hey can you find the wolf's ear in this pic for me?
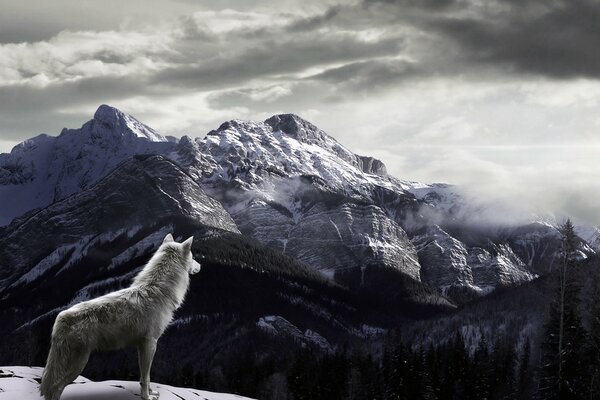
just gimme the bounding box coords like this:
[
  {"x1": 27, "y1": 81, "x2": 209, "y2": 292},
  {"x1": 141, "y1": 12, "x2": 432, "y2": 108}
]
[
  {"x1": 182, "y1": 236, "x2": 194, "y2": 253},
  {"x1": 163, "y1": 233, "x2": 174, "y2": 244}
]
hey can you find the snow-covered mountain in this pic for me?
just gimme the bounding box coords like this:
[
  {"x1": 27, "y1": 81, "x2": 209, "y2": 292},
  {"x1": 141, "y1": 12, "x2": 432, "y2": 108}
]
[
  {"x1": 0, "y1": 105, "x2": 176, "y2": 226},
  {"x1": 0, "y1": 366, "x2": 255, "y2": 400},
  {"x1": 171, "y1": 111, "x2": 594, "y2": 298},
  {"x1": 0, "y1": 105, "x2": 594, "y2": 300}
]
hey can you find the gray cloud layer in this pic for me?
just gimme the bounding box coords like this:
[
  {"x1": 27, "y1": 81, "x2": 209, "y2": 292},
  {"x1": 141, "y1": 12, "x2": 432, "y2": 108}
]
[{"x1": 0, "y1": 0, "x2": 599, "y2": 222}]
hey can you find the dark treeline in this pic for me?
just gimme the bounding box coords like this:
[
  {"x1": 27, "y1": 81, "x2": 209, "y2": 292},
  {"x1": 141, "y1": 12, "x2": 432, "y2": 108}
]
[
  {"x1": 5, "y1": 219, "x2": 600, "y2": 399},
  {"x1": 158, "y1": 222, "x2": 600, "y2": 400},
  {"x1": 157, "y1": 328, "x2": 532, "y2": 400}
]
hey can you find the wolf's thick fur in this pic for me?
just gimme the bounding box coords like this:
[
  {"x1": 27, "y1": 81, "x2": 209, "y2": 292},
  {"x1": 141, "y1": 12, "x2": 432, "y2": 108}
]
[{"x1": 40, "y1": 234, "x2": 201, "y2": 400}]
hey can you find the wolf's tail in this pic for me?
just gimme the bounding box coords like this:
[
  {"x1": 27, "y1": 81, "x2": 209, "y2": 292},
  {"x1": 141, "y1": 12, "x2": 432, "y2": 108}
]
[
  {"x1": 40, "y1": 315, "x2": 90, "y2": 400},
  {"x1": 40, "y1": 338, "x2": 66, "y2": 400},
  {"x1": 40, "y1": 335, "x2": 71, "y2": 400}
]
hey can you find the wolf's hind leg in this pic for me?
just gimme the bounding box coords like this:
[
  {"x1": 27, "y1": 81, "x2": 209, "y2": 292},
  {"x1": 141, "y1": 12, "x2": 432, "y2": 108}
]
[{"x1": 138, "y1": 338, "x2": 159, "y2": 400}]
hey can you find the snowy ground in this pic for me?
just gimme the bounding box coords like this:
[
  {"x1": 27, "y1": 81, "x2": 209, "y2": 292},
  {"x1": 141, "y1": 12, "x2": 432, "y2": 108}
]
[{"x1": 0, "y1": 367, "x2": 255, "y2": 400}]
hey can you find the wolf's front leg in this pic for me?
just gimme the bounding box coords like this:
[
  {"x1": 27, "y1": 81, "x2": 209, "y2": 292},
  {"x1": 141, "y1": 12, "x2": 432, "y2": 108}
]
[{"x1": 138, "y1": 338, "x2": 159, "y2": 400}]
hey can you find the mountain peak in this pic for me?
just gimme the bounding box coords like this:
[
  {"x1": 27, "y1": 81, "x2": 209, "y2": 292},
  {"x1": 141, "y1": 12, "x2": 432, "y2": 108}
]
[
  {"x1": 214, "y1": 119, "x2": 260, "y2": 133},
  {"x1": 264, "y1": 113, "x2": 326, "y2": 144},
  {"x1": 92, "y1": 104, "x2": 166, "y2": 142},
  {"x1": 93, "y1": 104, "x2": 123, "y2": 123}
]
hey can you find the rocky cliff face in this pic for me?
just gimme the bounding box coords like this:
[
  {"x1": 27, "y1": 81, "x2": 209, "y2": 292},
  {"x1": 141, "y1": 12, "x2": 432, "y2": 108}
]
[
  {"x1": 412, "y1": 225, "x2": 536, "y2": 301},
  {"x1": 233, "y1": 197, "x2": 420, "y2": 280}
]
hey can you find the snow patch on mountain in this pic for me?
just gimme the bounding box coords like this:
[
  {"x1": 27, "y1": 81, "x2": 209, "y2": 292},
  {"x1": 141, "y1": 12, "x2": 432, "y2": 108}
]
[
  {"x1": 576, "y1": 225, "x2": 600, "y2": 253},
  {"x1": 108, "y1": 226, "x2": 174, "y2": 269},
  {"x1": 93, "y1": 104, "x2": 167, "y2": 142},
  {"x1": 175, "y1": 115, "x2": 423, "y2": 280},
  {"x1": 257, "y1": 315, "x2": 332, "y2": 352}
]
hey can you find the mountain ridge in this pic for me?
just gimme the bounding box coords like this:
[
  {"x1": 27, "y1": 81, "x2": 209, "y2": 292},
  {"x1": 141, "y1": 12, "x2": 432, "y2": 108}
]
[{"x1": 0, "y1": 105, "x2": 595, "y2": 300}]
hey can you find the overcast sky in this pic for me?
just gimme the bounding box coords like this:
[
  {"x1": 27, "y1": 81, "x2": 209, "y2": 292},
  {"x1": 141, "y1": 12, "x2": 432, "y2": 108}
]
[{"x1": 1, "y1": 0, "x2": 599, "y2": 223}]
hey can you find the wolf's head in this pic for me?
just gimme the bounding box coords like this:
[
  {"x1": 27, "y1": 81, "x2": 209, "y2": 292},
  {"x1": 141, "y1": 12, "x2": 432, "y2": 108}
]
[{"x1": 162, "y1": 233, "x2": 201, "y2": 275}]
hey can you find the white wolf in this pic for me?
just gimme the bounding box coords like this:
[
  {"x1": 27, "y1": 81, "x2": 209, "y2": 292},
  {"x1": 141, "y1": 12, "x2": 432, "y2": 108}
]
[{"x1": 40, "y1": 233, "x2": 201, "y2": 400}]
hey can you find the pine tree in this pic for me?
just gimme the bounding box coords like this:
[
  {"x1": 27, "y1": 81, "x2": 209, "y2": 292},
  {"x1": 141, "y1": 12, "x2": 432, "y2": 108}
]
[
  {"x1": 516, "y1": 338, "x2": 531, "y2": 398},
  {"x1": 582, "y1": 260, "x2": 600, "y2": 399},
  {"x1": 537, "y1": 219, "x2": 587, "y2": 399},
  {"x1": 472, "y1": 334, "x2": 490, "y2": 399}
]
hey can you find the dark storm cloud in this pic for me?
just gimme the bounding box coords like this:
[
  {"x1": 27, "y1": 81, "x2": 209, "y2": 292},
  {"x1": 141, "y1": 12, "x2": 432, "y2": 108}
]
[
  {"x1": 206, "y1": 84, "x2": 295, "y2": 110},
  {"x1": 206, "y1": 59, "x2": 419, "y2": 114},
  {"x1": 0, "y1": 4, "x2": 407, "y2": 141},
  {"x1": 361, "y1": 0, "x2": 600, "y2": 79},
  {"x1": 435, "y1": 1, "x2": 600, "y2": 78}
]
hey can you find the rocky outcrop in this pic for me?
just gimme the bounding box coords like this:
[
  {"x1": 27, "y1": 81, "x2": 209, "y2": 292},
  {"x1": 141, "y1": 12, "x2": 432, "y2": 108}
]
[{"x1": 413, "y1": 226, "x2": 537, "y2": 301}]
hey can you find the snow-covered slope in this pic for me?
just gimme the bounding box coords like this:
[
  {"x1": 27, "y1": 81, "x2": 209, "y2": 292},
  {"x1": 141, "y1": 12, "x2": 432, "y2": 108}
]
[
  {"x1": 0, "y1": 105, "x2": 176, "y2": 226},
  {"x1": 0, "y1": 155, "x2": 239, "y2": 293},
  {"x1": 191, "y1": 115, "x2": 405, "y2": 196},
  {"x1": 174, "y1": 113, "x2": 567, "y2": 294},
  {"x1": 0, "y1": 366, "x2": 254, "y2": 400}
]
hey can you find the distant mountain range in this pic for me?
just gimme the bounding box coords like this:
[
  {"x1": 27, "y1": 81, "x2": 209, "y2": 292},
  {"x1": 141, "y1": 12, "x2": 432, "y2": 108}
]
[{"x1": 1, "y1": 105, "x2": 594, "y2": 303}]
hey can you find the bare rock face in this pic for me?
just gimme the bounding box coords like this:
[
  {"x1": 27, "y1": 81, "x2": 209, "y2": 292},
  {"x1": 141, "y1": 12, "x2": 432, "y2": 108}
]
[
  {"x1": 234, "y1": 198, "x2": 420, "y2": 280},
  {"x1": 412, "y1": 226, "x2": 537, "y2": 302},
  {"x1": 469, "y1": 243, "x2": 536, "y2": 290},
  {"x1": 413, "y1": 226, "x2": 475, "y2": 299},
  {"x1": 359, "y1": 156, "x2": 387, "y2": 176}
]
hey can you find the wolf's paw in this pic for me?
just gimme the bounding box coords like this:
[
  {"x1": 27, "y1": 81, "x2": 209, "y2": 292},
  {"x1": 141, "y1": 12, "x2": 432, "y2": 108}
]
[{"x1": 141, "y1": 389, "x2": 159, "y2": 400}]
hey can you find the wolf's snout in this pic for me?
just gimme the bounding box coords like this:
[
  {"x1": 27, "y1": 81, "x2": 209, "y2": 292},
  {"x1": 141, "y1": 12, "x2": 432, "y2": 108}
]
[{"x1": 190, "y1": 260, "x2": 201, "y2": 275}]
